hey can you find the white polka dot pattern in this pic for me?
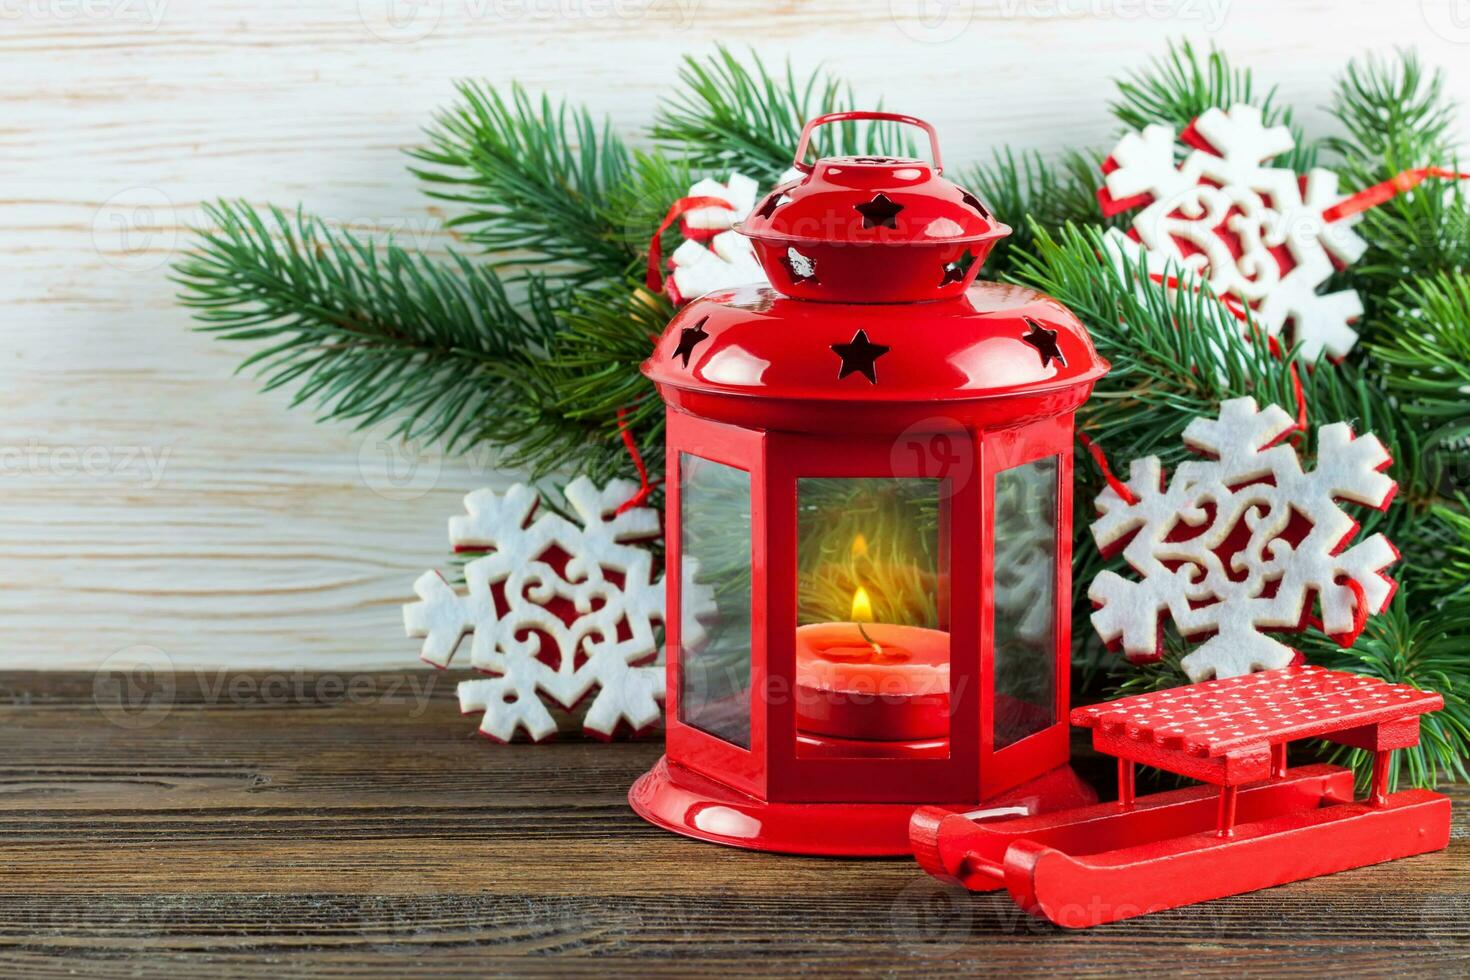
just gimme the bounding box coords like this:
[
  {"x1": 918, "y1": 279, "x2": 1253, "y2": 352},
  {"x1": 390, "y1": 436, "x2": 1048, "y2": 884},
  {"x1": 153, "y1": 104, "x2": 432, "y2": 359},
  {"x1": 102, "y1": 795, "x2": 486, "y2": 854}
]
[{"x1": 1071, "y1": 664, "x2": 1442, "y2": 760}]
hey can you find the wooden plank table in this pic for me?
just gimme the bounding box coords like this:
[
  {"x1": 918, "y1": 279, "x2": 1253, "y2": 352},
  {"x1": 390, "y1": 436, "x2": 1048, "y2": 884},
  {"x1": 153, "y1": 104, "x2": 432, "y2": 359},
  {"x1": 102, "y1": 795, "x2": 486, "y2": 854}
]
[{"x1": 0, "y1": 671, "x2": 1465, "y2": 977}]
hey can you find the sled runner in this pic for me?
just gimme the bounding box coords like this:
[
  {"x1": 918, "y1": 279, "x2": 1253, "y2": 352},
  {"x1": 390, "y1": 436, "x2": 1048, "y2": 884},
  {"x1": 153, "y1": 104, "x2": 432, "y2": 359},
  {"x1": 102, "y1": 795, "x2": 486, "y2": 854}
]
[{"x1": 909, "y1": 665, "x2": 1450, "y2": 928}]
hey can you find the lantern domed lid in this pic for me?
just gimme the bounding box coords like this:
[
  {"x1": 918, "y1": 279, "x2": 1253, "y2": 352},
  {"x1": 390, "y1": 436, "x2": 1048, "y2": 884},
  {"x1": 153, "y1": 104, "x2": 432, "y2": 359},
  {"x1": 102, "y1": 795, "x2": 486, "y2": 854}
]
[
  {"x1": 739, "y1": 112, "x2": 1007, "y2": 247},
  {"x1": 643, "y1": 280, "x2": 1109, "y2": 431},
  {"x1": 735, "y1": 112, "x2": 1011, "y2": 303}
]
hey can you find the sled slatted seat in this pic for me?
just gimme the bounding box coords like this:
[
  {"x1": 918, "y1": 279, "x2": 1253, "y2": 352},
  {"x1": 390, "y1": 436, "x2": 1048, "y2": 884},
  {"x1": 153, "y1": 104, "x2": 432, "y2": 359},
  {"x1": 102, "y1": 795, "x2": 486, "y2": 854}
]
[{"x1": 1071, "y1": 664, "x2": 1443, "y2": 827}]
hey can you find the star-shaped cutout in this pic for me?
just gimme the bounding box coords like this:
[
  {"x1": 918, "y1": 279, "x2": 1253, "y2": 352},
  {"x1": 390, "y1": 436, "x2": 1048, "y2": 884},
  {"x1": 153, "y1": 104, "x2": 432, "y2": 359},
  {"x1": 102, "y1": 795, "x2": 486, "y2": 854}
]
[
  {"x1": 783, "y1": 246, "x2": 818, "y2": 283},
  {"x1": 940, "y1": 249, "x2": 975, "y2": 286},
  {"x1": 755, "y1": 191, "x2": 785, "y2": 220},
  {"x1": 673, "y1": 317, "x2": 710, "y2": 368},
  {"x1": 831, "y1": 329, "x2": 890, "y2": 384},
  {"x1": 853, "y1": 192, "x2": 904, "y2": 230},
  {"x1": 959, "y1": 189, "x2": 992, "y2": 219},
  {"x1": 1020, "y1": 318, "x2": 1066, "y2": 369}
]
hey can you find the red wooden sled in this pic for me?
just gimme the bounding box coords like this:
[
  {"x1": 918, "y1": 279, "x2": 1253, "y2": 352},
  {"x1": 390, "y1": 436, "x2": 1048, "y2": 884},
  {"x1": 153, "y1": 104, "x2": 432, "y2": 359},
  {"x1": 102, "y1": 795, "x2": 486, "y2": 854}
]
[{"x1": 910, "y1": 665, "x2": 1451, "y2": 928}]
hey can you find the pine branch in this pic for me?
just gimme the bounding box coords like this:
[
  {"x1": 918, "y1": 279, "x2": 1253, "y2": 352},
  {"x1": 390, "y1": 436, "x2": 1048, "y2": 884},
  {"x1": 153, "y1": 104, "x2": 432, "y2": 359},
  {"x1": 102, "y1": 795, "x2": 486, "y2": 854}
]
[
  {"x1": 652, "y1": 46, "x2": 912, "y2": 186},
  {"x1": 1300, "y1": 596, "x2": 1470, "y2": 790},
  {"x1": 173, "y1": 201, "x2": 561, "y2": 453},
  {"x1": 1105, "y1": 641, "x2": 1192, "y2": 700},
  {"x1": 410, "y1": 82, "x2": 636, "y2": 286},
  {"x1": 963, "y1": 148, "x2": 1117, "y2": 278},
  {"x1": 458, "y1": 137, "x2": 764, "y2": 487},
  {"x1": 1328, "y1": 49, "x2": 1456, "y2": 168},
  {"x1": 1111, "y1": 39, "x2": 1316, "y2": 171},
  {"x1": 1373, "y1": 272, "x2": 1470, "y2": 448},
  {"x1": 1413, "y1": 501, "x2": 1470, "y2": 605},
  {"x1": 514, "y1": 284, "x2": 672, "y2": 486},
  {"x1": 603, "y1": 151, "x2": 697, "y2": 273}
]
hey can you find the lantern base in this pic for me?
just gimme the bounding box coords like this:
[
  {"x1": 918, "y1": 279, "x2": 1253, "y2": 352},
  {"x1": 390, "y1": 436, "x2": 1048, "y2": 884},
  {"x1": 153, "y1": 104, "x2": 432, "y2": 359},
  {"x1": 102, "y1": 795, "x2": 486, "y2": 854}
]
[{"x1": 629, "y1": 755, "x2": 1096, "y2": 856}]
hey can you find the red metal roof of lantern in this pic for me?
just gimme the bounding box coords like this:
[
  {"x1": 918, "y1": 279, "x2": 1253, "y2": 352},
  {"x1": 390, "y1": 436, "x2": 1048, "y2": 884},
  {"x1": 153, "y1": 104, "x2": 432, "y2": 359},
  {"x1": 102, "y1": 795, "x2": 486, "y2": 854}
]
[{"x1": 631, "y1": 112, "x2": 1109, "y2": 856}]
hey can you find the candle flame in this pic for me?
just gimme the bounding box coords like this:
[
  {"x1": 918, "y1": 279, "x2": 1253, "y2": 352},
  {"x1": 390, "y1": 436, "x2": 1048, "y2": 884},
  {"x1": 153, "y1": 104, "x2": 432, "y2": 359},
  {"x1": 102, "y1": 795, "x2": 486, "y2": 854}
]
[{"x1": 850, "y1": 584, "x2": 874, "y2": 623}]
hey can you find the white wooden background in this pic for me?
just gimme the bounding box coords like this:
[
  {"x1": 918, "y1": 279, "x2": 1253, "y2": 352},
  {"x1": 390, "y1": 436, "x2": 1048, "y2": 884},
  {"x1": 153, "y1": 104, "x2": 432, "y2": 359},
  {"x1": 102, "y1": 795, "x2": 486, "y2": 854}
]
[{"x1": 4, "y1": 0, "x2": 1469, "y2": 670}]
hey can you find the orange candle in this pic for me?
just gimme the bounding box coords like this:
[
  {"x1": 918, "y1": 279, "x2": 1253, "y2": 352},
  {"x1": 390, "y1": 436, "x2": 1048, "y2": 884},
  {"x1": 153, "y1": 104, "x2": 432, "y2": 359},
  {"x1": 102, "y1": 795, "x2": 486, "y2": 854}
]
[{"x1": 795, "y1": 618, "x2": 950, "y2": 741}]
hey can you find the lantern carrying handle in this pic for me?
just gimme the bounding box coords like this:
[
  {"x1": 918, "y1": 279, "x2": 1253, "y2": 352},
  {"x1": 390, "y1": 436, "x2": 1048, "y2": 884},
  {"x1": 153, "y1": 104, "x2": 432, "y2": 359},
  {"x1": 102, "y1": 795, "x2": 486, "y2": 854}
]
[{"x1": 791, "y1": 111, "x2": 942, "y2": 174}]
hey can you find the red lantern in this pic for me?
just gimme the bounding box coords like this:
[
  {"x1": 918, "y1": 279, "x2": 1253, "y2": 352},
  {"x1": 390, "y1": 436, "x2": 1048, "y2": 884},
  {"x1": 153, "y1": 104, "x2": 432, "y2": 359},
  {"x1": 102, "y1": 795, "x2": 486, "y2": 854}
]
[{"x1": 630, "y1": 112, "x2": 1110, "y2": 855}]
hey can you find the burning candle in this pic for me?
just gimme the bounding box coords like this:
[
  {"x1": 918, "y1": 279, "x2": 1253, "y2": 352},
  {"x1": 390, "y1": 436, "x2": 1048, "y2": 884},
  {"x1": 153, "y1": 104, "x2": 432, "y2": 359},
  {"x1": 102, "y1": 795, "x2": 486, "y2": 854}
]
[{"x1": 794, "y1": 585, "x2": 950, "y2": 741}]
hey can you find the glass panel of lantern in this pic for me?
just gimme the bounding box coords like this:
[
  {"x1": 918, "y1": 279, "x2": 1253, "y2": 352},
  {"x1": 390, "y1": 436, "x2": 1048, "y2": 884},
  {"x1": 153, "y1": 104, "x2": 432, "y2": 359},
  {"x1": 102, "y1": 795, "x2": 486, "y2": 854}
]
[
  {"x1": 992, "y1": 455, "x2": 1059, "y2": 749},
  {"x1": 677, "y1": 453, "x2": 754, "y2": 749},
  {"x1": 795, "y1": 477, "x2": 950, "y2": 757}
]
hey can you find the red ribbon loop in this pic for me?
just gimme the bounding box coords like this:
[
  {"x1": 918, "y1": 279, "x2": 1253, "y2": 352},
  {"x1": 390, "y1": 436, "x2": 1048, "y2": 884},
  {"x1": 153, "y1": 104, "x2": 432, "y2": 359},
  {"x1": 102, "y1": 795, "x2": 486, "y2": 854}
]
[
  {"x1": 1307, "y1": 577, "x2": 1371, "y2": 649},
  {"x1": 1321, "y1": 166, "x2": 1470, "y2": 223},
  {"x1": 644, "y1": 195, "x2": 737, "y2": 292},
  {"x1": 1258, "y1": 333, "x2": 1309, "y2": 436},
  {"x1": 1077, "y1": 431, "x2": 1139, "y2": 506},
  {"x1": 1333, "y1": 577, "x2": 1371, "y2": 648},
  {"x1": 613, "y1": 407, "x2": 660, "y2": 516}
]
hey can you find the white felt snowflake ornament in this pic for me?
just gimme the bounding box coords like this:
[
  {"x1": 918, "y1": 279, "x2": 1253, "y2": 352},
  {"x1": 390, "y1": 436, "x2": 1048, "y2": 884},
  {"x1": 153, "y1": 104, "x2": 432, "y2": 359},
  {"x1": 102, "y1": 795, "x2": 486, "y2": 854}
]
[
  {"x1": 403, "y1": 477, "x2": 715, "y2": 741},
  {"x1": 663, "y1": 172, "x2": 766, "y2": 305},
  {"x1": 667, "y1": 230, "x2": 767, "y2": 306},
  {"x1": 660, "y1": 170, "x2": 803, "y2": 305},
  {"x1": 1088, "y1": 397, "x2": 1398, "y2": 683},
  {"x1": 1100, "y1": 104, "x2": 1368, "y2": 361},
  {"x1": 681, "y1": 173, "x2": 760, "y2": 235}
]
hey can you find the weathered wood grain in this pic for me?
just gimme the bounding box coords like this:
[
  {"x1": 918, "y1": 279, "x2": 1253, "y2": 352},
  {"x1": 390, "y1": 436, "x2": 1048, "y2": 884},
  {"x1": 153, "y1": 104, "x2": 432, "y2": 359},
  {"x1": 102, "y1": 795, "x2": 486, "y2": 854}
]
[
  {"x1": 0, "y1": 673, "x2": 1465, "y2": 977},
  {"x1": 5, "y1": 2, "x2": 1470, "y2": 671}
]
